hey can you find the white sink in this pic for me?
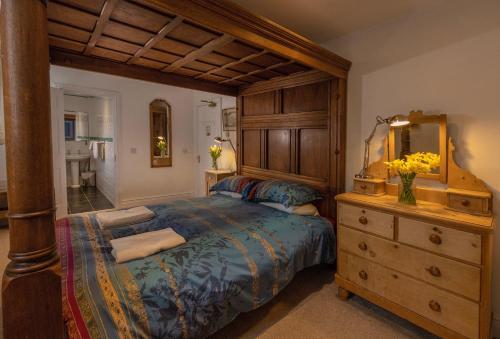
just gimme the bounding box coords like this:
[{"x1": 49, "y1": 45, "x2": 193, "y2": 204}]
[
  {"x1": 66, "y1": 154, "x2": 91, "y2": 161},
  {"x1": 66, "y1": 154, "x2": 91, "y2": 188}
]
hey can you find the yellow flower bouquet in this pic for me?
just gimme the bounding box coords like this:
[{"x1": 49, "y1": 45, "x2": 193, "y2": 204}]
[
  {"x1": 156, "y1": 136, "x2": 167, "y2": 158},
  {"x1": 385, "y1": 152, "x2": 440, "y2": 204},
  {"x1": 209, "y1": 145, "x2": 223, "y2": 170}
]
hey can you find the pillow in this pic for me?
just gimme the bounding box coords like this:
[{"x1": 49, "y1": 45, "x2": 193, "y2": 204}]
[
  {"x1": 245, "y1": 180, "x2": 323, "y2": 207},
  {"x1": 216, "y1": 191, "x2": 243, "y2": 199},
  {"x1": 259, "y1": 202, "x2": 320, "y2": 216},
  {"x1": 209, "y1": 175, "x2": 260, "y2": 195}
]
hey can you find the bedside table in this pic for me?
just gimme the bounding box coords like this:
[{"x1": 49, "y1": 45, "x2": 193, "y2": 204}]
[{"x1": 205, "y1": 170, "x2": 236, "y2": 196}]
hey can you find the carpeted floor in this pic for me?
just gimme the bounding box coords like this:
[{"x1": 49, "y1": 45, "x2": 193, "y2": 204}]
[{"x1": 0, "y1": 227, "x2": 436, "y2": 339}]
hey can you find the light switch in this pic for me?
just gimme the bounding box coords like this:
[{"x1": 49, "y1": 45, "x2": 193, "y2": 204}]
[{"x1": 130, "y1": 147, "x2": 137, "y2": 154}]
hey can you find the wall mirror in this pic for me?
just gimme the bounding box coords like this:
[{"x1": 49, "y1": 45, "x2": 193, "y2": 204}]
[
  {"x1": 150, "y1": 99, "x2": 172, "y2": 168},
  {"x1": 389, "y1": 110, "x2": 447, "y2": 183},
  {"x1": 64, "y1": 112, "x2": 89, "y2": 141}
]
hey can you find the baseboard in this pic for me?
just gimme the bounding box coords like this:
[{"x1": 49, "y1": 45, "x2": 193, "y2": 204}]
[
  {"x1": 493, "y1": 314, "x2": 500, "y2": 338},
  {"x1": 120, "y1": 192, "x2": 194, "y2": 208}
]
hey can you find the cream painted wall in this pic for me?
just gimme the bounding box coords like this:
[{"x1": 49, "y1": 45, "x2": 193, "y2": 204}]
[
  {"x1": 51, "y1": 65, "x2": 198, "y2": 207},
  {"x1": 323, "y1": 0, "x2": 500, "y2": 335}
]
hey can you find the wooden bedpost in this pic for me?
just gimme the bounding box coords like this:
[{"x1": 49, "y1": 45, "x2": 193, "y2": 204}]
[{"x1": 1, "y1": 0, "x2": 63, "y2": 338}]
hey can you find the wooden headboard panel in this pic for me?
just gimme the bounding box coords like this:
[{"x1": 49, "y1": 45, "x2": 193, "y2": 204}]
[{"x1": 237, "y1": 71, "x2": 347, "y2": 218}]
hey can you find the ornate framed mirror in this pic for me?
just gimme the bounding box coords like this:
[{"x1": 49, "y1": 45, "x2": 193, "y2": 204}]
[
  {"x1": 150, "y1": 99, "x2": 172, "y2": 168},
  {"x1": 389, "y1": 110, "x2": 447, "y2": 183}
]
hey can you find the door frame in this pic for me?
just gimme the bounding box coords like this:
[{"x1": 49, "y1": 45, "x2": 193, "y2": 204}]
[
  {"x1": 52, "y1": 82, "x2": 121, "y2": 212},
  {"x1": 193, "y1": 95, "x2": 222, "y2": 197}
]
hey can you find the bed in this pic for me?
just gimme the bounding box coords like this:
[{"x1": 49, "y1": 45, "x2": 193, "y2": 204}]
[
  {"x1": 1, "y1": 1, "x2": 349, "y2": 337},
  {"x1": 57, "y1": 194, "x2": 335, "y2": 338}
]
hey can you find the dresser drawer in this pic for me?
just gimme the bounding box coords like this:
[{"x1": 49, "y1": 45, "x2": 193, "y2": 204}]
[
  {"x1": 447, "y1": 192, "x2": 490, "y2": 216},
  {"x1": 338, "y1": 252, "x2": 479, "y2": 339},
  {"x1": 338, "y1": 226, "x2": 480, "y2": 301},
  {"x1": 398, "y1": 217, "x2": 481, "y2": 264},
  {"x1": 338, "y1": 203, "x2": 394, "y2": 239}
]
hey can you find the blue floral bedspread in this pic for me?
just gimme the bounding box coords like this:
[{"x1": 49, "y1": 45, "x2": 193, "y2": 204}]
[{"x1": 57, "y1": 195, "x2": 335, "y2": 339}]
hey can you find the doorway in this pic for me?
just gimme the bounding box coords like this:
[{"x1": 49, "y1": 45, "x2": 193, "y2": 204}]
[
  {"x1": 194, "y1": 95, "x2": 237, "y2": 197},
  {"x1": 51, "y1": 85, "x2": 120, "y2": 218}
]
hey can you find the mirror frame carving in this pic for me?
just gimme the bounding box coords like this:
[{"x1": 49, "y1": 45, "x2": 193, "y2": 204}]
[
  {"x1": 389, "y1": 110, "x2": 447, "y2": 183},
  {"x1": 150, "y1": 99, "x2": 172, "y2": 168}
]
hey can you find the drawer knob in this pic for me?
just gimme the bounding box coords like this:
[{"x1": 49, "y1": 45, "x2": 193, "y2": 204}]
[
  {"x1": 358, "y1": 270, "x2": 368, "y2": 280},
  {"x1": 358, "y1": 216, "x2": 368, "y2": 225},
  {"x1": 429, "y1": 234, "x2": 442, "y2": 245},
  {"x1": 360, "y1": 184, "x2": 367, "y2": 190},
  {"x1": 461, "y1": 199, "x2": 470, "y2": 207},
  {"x1": 428, "y1": 300, "x2": 441, "y2": 312},
  {"x1": 426, "y1": 266, "x2": 441, "y2": 277},
  {"x1": 358, "y1": 242, "x2": 368, "y2": 251}
]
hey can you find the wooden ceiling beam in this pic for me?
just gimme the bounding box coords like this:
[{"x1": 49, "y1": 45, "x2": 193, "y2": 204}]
[
  {"x1": 83, "y1": 0, "x2": 121, "y2": 56},
  {"x1": 143, "y1": 0, "x2": 351, "y2": 78},
  {"x1": 219, "y1": 60, "x2": 293, "y2": 84},
  {"x1": 127, "y1": 15, "x2": 184, "y2": 64},
  {"x1": 162, "y1": 33, "x2": 234, "y2": 73},
  {"x1": 50, "y1": 49, "x2": 238, "y2": 96},
  {"x1": 195, "y1": 49, "x2": 267, "y2": 79}
]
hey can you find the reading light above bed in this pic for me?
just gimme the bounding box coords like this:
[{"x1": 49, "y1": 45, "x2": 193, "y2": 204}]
[{"x1": 214, "y1": 136, "x2": 236, "y2": 153}]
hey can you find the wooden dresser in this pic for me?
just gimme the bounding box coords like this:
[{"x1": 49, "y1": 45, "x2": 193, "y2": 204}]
[{"x1": 335, "y1": 192, "x2": 494, "y2": 339}]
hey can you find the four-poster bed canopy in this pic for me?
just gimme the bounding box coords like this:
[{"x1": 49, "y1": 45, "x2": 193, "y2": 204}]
[{"x1": 0, "y1": 0, "x2": 350, "y2": 337}]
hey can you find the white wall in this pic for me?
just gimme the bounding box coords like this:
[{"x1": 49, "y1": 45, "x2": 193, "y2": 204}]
[
  {"x1": 51, "y1": 65, "x2": 198, "y2": 207},
  {"x1": 323, "y1": 0, "x2": 500, "y2": 335}
]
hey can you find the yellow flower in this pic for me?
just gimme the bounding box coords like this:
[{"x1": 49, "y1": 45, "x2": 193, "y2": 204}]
[
  {"x1": 385, "y1": 152, "x2": 440, "y2": 175},
  {"x1": 209, "y1": 145, "x2": 222, "y2": 160}
]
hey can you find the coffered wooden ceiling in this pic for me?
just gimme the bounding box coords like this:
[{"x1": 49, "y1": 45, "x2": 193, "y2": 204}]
[{"x1": 47, "y1": 0, "x2": 351, "y2": 95}]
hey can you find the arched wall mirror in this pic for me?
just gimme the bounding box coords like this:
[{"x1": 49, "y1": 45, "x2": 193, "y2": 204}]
[
  {"x1": 150, "y1": 99, "x2": 172, "y2": 168},
  {"x1": 389, "y1": 110, "x2": 447, "y2": 183}
]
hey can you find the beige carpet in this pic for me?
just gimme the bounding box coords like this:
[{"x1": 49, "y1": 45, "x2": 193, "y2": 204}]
[{"x1": 0, "y1": 227, "x2": 434, "y2": 339}]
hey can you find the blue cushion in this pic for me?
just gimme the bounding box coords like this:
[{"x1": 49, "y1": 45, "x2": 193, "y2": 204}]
[
  {"x1": 209, "y1": 175, "x2": 260, "y2": 195},
  {"x1": 245, "y1": 180, "x2": 323, "y2": 207}
]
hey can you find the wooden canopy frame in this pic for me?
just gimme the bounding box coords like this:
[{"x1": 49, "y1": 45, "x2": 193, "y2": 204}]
[{"x1": 0, "y1": 1, "x2": 350, "y2": 337}]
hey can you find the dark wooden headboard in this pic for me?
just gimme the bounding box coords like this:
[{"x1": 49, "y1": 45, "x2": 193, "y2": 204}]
[{"x1": 236, "y1": 71, "x2": 347, "y2": 218}]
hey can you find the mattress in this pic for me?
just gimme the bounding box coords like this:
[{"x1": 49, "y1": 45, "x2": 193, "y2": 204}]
[{"x1": 56, "y1": 194, "x2": 335, "y2": 339}]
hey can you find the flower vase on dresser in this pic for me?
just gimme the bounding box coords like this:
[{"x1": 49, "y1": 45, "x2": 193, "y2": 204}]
[{"x1": 385, "y1": 152, "x2": 440, "y2": 205}]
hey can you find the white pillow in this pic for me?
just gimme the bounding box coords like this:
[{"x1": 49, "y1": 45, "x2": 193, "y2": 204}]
[
  {"x1": 259, "y1": 202, "x2": 320, "y2": 216},
  {"x1": 216, "y1": 191, "x2": 243, "y2": 199}
]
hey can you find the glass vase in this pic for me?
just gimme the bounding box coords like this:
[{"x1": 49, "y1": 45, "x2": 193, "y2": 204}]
[
  {"x1": 211, "y1": 158, "x2": 218, "y2": 170},
  {"x1": 398, "y1": 172, "x2": 416, "y2": 205}
]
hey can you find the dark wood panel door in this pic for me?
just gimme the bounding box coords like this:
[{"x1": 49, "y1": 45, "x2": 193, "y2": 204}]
[
  {"x1": 242, "y1": 129, "x2": 261, "y2": 167},
  {"x1": 242, "y1": 91, "x2": 275, "y2": 115},
  {"x1": 299, "y1": 128, "x2": 329, "y2": 178},
  {"x1": 283, "y1": 81, "x2": 329, "y2": 113},
  {"x1": 268, "y1": 129, "x2": 290, "y2": 172}
]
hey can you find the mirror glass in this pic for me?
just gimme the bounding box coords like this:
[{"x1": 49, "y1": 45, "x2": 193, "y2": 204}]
[
  {"x1": 64, "y1": 112, "x2": 89, "y2": 141},
  {"x1": 394, "y1": 123, "x2": 440, "y2": 174},
  {"x1": 389, "y1": 111, "x2": 447, "y2": 182},
  {"x1": 150, "y1": 99, "x2": 172, "y2": 167}
]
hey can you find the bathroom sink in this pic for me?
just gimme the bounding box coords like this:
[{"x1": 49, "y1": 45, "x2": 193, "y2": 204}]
[
  {"x1": 66, "y1": 154, "x2": 90, "y2": 161},
  {"x1": 66, "y1": 154, "x2": 91, "y2": 188}
]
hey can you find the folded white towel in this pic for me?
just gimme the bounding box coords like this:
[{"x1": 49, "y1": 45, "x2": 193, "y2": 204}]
[
  {"x1": 110, "y1": 228, "x2": 186, "y2": 263},
  {"x1": 96, "y1": 206, "x2": 155, "y2": 229}
]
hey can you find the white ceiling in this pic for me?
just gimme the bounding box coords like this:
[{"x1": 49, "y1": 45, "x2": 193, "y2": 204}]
[{"x1": 232, "y1": 0, "x2": 447, "y2": 43}]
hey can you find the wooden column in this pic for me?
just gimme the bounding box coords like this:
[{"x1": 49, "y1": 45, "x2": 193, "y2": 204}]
[{"x1": 1, "y1": 1, "x2": 63, "y2": 338}]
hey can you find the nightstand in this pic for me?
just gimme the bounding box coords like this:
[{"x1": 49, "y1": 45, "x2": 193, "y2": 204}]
[{"x1": 205, "y1": 170, "x2": 236, "y2": 196}]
